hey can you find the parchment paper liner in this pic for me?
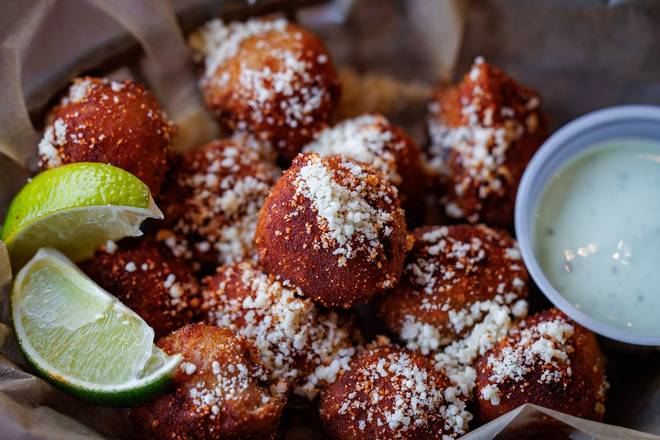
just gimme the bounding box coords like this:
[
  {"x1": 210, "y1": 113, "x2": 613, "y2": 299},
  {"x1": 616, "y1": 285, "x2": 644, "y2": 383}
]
[{"x1": 0, "y1": 0, "x2": 658, "y2": 438}]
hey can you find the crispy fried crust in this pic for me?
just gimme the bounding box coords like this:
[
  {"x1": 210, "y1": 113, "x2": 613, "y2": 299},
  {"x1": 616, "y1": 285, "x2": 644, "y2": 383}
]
[
  {"x1": 198, "y1": 20, "x2": 340, "y2": 162},
  {"x1": 80, "y1": 238, "x2": 200, "y2": 339},
  {"x1": 255, "y1": 153, "x2": 411, "y2": 308},
  {"x1": 425, "y1": 60, "x2": 547, "y2": 226},
  {"x1": 156, "y1": 138, "x2": 279, "y2": 268},
  {"x1": 376, "y1": 224, "x2": 528, "y2": 348},
  {"x1": 319, "y1": 344, "x2": 465, "y2": 439},
  {"x1": 475, "y1": 308, "x2": 608, "y2": 423},
  {"x1": 201, "y1": 261, "x2": 316, "y2": 389},
  {"x1": 130, "y1": 324, "x2": 286, "y2": 440},
  {"x1": 201, "y1": 260, "x2": 360, "y2": 400},
  {"x1": 38, "y1": 77, "x2": 173, "y2": 196}
]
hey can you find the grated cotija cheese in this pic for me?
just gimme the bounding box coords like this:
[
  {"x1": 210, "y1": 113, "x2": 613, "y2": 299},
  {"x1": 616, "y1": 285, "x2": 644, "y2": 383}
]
[
  {"x1": 303, "y1": 114, "x2": 405, "y2": 185},
  {"x1": 480, "y1": 316, "x2": 576, "y2": 405},
  {"x1": 294, "y1": 154, "x2": 397, "y2": 265}
]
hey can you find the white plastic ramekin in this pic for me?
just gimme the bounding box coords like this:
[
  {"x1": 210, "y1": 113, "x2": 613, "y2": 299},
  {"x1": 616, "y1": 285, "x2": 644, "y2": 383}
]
[{"x1": 515, "y1": 105, "x2": 660, "y2": 346}]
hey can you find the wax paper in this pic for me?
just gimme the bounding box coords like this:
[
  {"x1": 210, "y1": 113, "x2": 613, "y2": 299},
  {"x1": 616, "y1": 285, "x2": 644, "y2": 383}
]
[{"x1": 0, "y1": 0, "x2": 659, "y2": 438}]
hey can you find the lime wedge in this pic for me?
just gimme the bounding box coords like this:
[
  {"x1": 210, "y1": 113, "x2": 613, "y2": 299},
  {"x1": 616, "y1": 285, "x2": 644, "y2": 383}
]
[
  {"x1": 11, "y1": 248, "x2": 180, "y2": 406},
  {"x1": 1, "y1": 163, "x2": 163, "y2": 270}
]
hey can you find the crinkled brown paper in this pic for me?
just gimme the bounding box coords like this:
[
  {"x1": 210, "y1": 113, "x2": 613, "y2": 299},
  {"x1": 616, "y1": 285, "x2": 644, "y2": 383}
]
[{"x1": 0, "y1": 0, "x2": 659, "y2": 438}]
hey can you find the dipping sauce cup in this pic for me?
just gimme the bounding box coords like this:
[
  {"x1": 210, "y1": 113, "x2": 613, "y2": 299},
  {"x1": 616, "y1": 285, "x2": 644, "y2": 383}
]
[{"x1": 515, "y1": 105, "x2": 660, "y2": 346}]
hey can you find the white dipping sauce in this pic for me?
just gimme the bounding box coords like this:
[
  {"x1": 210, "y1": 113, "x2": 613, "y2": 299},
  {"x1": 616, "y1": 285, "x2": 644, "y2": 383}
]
[{"x1": 534, "y1": 139, "x2": 660, "y2": 337}]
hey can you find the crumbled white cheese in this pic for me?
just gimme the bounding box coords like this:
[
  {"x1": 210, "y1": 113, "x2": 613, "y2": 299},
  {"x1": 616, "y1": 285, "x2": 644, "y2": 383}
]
[
  {"x1": 38, "y1": 119, "x2": 68, "y2": 167},
  {"x1": 169, "y1": 141, "x2": 278, "y2": 265},
  {"x1": 303, "y1": 114, "x2": 404, "y2": 185},
  {"x1": 294, "y1": 155, "x2": 396, "y2": 264},
  {"x1": 180, "y1": 362, "x2": 197, "y2": 375},
  {"x1": 204, "y1": 261, "x2": 355, "y2": 397},
  {"x1": 104, "y1": 240, "x2": 118, "y2": 254},
  {"x1": 334, "y1": 349, "x2": 471, "y2": 437},
  {"x1": 481, "y1": 315, "x2": 575, "y2": 405},
  {"x1": 66, "y1": 78, "x2": 93, "y2": 104}
]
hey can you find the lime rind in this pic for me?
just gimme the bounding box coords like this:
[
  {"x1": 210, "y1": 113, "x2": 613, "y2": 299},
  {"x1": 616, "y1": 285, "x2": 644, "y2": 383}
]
[
  {"x1": 12, "y1": 248, "x2": 180, "y2": 407},
  {"x1": 19, "y1": 339, "x2": 181, "y2": 407}
]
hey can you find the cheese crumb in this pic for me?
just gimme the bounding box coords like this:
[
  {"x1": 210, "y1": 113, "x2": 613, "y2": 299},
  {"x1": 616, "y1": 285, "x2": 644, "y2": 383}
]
[
  {"x1": 38, "y1": 119, "x2": 68, "y2": 167},
  {"x1": 104, "y1": 240, "x2": 118, "y2": 254},
  {"x1": 66, "y1": 78, "x2": 93, "y2": 103},
  {"x1": 180, "y1": 362, "x2": 197, "y2": 375}
]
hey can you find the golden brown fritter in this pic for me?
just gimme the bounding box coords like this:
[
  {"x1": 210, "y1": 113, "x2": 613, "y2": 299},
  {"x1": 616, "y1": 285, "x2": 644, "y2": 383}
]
[
  {"x1": 255, "y1": 153, "x2": 411, "y2": 308},
  {"x1": 319, "y1": 343, "x2": 471, "y2": 439},
  {"x1": 155, "y1": 136, "x2": 280, "y2": 269},
  {"x1": 425, "y1": 58, "x2": 547, "y2": 226},
  {"x1": 376, "y1": 224, "x2": 529, "y2": 353},
  {"x1": 38, "y1": 77, "x2": 173, "y2": 196},
  {"x1": 80, "y1": 238, "x2": 200, "y2": 339},
  {"x1": 475, "y1": 308, "x2": 608, "y2": 423},
  {"x1": 130, "y1": 324, "x2": 286, "y2": 439},
  {"x1": 201, "y1": 260, "x2": 359, "y2": 400},
  {"x1": 302, "y1": 113, "x2": 426, "y2": 224},
  {"x1": 189, "y1": 17, "x2": 340, "y2": 162}
]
